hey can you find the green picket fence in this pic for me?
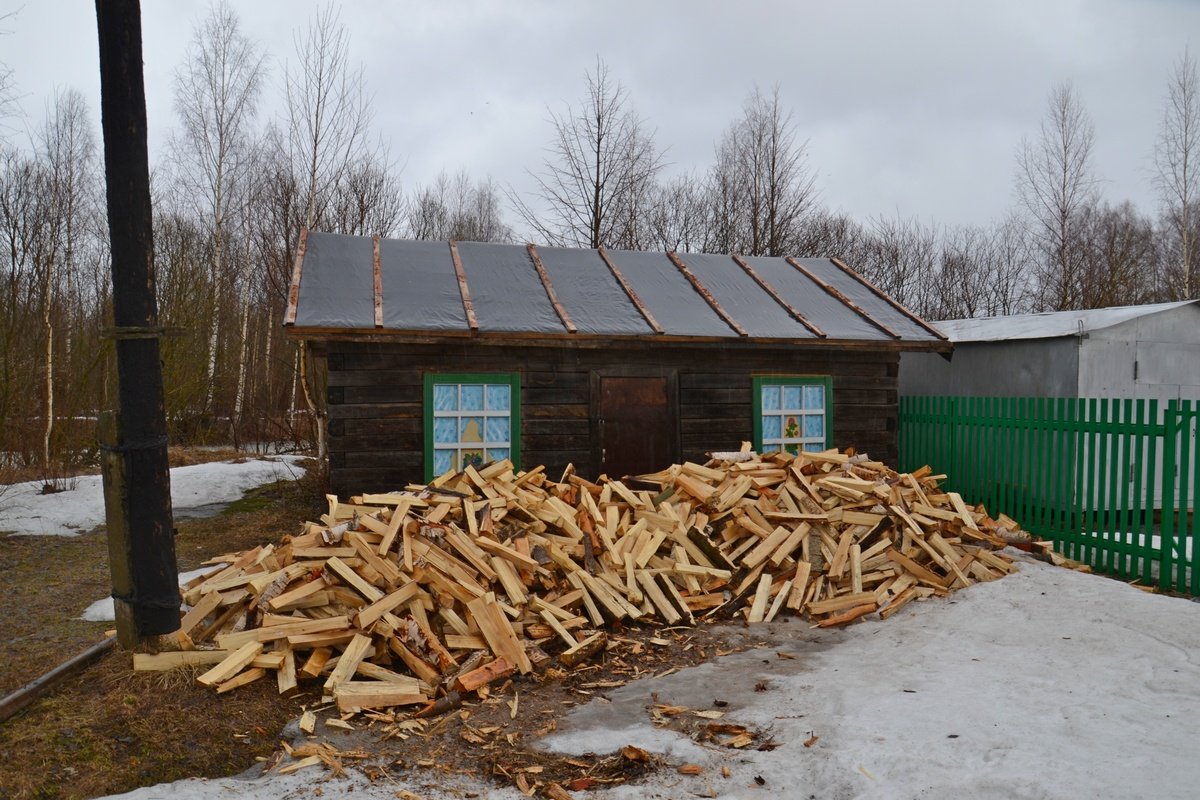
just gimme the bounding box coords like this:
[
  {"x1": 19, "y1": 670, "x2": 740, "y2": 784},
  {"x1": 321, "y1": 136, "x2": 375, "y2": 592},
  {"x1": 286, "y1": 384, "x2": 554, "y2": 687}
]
[{"x1": 899, "y1": 396, "x2": 1200, "y2": 595}]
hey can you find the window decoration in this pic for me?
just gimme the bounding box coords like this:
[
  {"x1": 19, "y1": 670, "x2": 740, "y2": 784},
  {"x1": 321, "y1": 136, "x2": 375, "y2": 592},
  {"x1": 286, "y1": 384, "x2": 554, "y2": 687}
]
[
  {"x1": 752, "y1": 376, "x2": 832, "y2": 455},
  {"x1": 424, "y1": 373, "x2": 520, "y2": 479}
]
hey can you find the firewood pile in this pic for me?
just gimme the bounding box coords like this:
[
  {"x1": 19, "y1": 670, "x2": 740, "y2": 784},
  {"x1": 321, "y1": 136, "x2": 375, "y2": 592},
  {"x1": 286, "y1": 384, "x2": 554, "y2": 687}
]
[{"x1": 137, "y1": 446, "x2": 1023, "y2": 717}]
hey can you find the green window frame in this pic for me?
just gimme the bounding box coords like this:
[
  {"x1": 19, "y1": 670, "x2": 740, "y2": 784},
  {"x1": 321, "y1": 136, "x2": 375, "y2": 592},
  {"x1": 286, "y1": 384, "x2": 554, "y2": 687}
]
[
  {"x1": 423, "y1": 372, "x2": 521, "y2": 481},
  {"x1": 752, "y1": 375, "x2": 833, "y2": 456}
]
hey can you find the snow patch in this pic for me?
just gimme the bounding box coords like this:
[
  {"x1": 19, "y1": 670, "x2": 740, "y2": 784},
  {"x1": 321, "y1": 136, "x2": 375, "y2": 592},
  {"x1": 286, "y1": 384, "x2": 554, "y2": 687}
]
[{"x1": 0, "y1": 455, "x2": 307, "y2": 537}]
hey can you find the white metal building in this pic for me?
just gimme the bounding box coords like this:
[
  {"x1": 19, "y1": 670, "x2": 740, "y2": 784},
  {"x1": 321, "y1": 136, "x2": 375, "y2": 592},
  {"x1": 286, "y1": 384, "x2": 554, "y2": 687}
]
[{"x1": 900, "y1": 300, "x2": 1200, "y2": 404}]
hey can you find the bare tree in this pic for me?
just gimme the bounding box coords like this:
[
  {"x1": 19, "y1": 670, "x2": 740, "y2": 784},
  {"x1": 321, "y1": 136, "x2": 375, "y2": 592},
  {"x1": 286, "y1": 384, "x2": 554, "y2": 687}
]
[
  {"x1": 0, "y1": 10, "x2": 21, "y2": 139},
  {"x1": 857, "y1": 215, "x2": 940, "y2": 314},
  {"x1": 512, "y1": 58, "x2": 662, "y2": 249},
  {"x1": 705, "y1": 86, "x2": 817, "y2": 256},
  {"x1": 330, "y1": 152, "x2": 406, "y2": 238},
  {"x1": 645, "y1": 173, "x2": 708, "y2": 252},
  {"x1": 283, "y1": 3, "x2": 381, "y2": 463},
  {"x1": 170, "y1": 0, "x2": 266, "y2": 416},
  {"x1": 794, "y1": 210, "x2": 866, "y2": 264},
  {"x1": 1153, "y1": 49, "x2": 1200, "y2": 300},
  {"x1": 36, "y1": 89, "x2": 96, "y2": 471},
  {"x1": 407, "y1": 170, "x2": 511, "y2": 242},
  {"x1": 285, "y1": 3, "x2": 375, "y2": 230},
  {"x1": 1077, "y1": 200, "x2": 1159, "y2": 308},
  {"x1": 1016, "y1": 82, "x2": 1099, "y2": 311},
  {"x1": 981, "y1": 215, "x2": 1036, "y2": 316}
]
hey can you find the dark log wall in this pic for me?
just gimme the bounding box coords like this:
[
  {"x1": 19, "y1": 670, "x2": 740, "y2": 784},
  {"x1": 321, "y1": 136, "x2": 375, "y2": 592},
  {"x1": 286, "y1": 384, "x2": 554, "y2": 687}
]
[{"x1": 320, "y1": 340, "x2": 899, "y2": 495}]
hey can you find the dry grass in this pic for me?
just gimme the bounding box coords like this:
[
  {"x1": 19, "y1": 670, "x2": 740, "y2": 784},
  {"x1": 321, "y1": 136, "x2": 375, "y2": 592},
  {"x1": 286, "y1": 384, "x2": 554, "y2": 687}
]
[{"x1": 0, "y1": 459, "x2": 322, "y2": 800}]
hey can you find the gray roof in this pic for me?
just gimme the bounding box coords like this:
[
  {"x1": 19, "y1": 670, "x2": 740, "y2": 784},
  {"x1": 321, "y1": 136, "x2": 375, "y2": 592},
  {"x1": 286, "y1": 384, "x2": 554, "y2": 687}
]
[
  {"x1": 286, "y1": 231, "x2": 947, "y2": 347},
  {"x1": 935, "y1": 301, "x2": 1200, "y2": 342}
]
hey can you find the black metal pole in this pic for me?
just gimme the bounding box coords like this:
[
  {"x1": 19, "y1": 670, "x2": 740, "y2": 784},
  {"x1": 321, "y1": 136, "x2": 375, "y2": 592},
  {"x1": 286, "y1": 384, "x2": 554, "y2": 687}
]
[{"x1": 95, "y1": 0, "x2": 179, "y2": 642}]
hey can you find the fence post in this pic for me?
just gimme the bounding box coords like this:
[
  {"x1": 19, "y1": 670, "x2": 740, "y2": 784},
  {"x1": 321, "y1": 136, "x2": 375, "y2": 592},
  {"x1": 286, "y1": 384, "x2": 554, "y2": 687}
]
[{"x1": 1161, "y1": 401, "x2": 1178, "y2": 591}]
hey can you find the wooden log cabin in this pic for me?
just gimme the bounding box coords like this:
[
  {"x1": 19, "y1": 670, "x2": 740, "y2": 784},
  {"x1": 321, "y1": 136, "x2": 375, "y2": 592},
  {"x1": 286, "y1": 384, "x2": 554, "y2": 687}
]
[{"x1": 284, "y1": 231, "x2": 950, "y2": 495}]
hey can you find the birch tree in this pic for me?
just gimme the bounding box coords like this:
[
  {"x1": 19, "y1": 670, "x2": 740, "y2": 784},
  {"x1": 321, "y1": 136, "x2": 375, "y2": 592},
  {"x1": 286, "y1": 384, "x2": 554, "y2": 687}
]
[
  {"x1": 705, "y1": 86, "x2": 817, "y2": 257},
  {"x1": 283, "y1": 4, "x2": 379, "y2": 462},
  {"x1": 170, "y1": 1, "x2": 266, "y2": 416},
  {"x1": 1153, "y1": 49, "x2": 1200, "y2": 299},
  {"x1": 37, "y1": 89, "x2": 96, "y2": 472},
  {"x1": 1016, "y1": 82, "x2": 1099, "y2": 310},
  {"x1": 512, "y1": 58, "x2": 662, "y2": 249}
]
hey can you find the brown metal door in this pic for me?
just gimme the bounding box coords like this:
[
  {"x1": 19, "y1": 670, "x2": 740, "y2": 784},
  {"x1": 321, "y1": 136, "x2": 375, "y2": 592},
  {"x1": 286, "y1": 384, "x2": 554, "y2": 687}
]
[{"x1": 597, "y1": 375, "x2": 674, "y2": 478}]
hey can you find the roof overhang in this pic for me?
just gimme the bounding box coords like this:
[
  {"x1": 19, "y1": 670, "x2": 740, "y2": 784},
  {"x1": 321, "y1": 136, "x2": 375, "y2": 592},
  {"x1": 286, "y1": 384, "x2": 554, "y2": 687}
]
[{"x1": 286, "y1": 325, "x2": 954, "y2": 354}]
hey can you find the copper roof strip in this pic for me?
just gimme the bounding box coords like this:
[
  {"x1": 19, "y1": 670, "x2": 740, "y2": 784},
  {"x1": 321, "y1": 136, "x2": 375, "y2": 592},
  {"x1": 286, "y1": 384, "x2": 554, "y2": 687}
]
[
  {"x1": 372, "y1": 234, "x2": 383, "y2": 328},
  {"x1": 526, "y1": 243, "x2": 576, "y2": 334},
  {"x1": 829, "y1": 256, "x2": 947, "y2": 340},
  {"x1": 666, "y1": 251, "x2": 748, "y2": 337},
  {"x1": 785, "y1": 256, "x2": 901, "y2": 339},
  {"x1": 730, "y1": 254, "x2": 826, "y2": 338},
  {"x1": 597, "y1": 245, "x2": 664, "y2": 334},
  {"x1": 284, "y1": 227, "x2": 309, "y2": 325},
  {"x1": 448, "y1": 240, "x2": 479, "y2": 332}
]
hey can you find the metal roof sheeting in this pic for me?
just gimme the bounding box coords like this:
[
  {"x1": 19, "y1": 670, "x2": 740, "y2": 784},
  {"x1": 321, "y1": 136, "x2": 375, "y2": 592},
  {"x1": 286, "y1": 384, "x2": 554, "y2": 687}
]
[
  {"x1": 287, "y1": 231, "x2": 946, "y2": 346},
  {"x1": 935, "y1": 301, "x2": 1199, "y2": 342}
]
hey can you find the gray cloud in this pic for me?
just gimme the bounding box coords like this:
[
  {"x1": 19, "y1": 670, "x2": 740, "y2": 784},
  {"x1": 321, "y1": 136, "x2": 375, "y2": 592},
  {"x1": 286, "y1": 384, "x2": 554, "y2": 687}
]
[{"x1": 2, "y1": 0, "x2": 1196, "y2": 231}]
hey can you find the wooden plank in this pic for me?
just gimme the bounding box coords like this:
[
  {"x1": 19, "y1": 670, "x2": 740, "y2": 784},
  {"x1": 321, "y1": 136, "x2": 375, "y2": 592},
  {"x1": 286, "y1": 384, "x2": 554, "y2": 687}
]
[
  {"x1": 526, "y1": 244, "x2": 576, "y2": 333},
  {"x1": 445, "y1": 634, "x2": 489, "y2": 650},
  {"x1": 635, "y1": 571, "x2": 682, "y2": 624},
  {"x1": 785, "y1": 256, "x2": 900, "y2": 339},
  {"x1": 372, "y1": 233, "x2": 383, "y2": 327},
  {"x1": 325, "y1": 556, "x2": 384, "y2": 602},
  {"x1": 763, "y1": 578, "x2": 793, "y2": 622},
  {"x1": 216, "y1": 615, "x2": 351, "y2": 651},
  {"x1": 730, "y1": 254, "x2": 826, "y2": 337},
  {"x1": 196, "y1": 641, "x2": 263, "y2": 688},
  {"x1": 850, "y1": 543, "x2": 863, "y2": 594},
  {"x1": 948, "y1": 492, "x2": 980, "y2": 531},
  {"x1": 742, "y1": 525, "x2": 795, "y2": 569},
  {"x1": 268, "y1": 577, "x2": 328, "y2": 612},
  {"x1": 216, "y1": 667, "x2": 266, "y2": 694},
  {"x1": 746, "y1": 574, "x2": 773, "y2": 623},
  {"x1": 597, "y1": 246, "x2": 664, "y2": 334},
  {"x1": 559, "y1": 632, "x2": 607, "y2": 668},
  {"x1": 448, "y1": 240, "x2": 478, "y2": 331},
  {"x1": 666, "y1": 251, "x2": 747, "y2": 336},
  {"x1": 467, "y1": 595, "x2": 533, "y2": 674},
  {"x1": 807, "y1": 591, "x2": 878, "y2": 615},
  {"x1": 276, "y1": 647, "x2": 298, "y2": 695},
  {"x1": 334, "y1": 682, "x2": 429, "y2": 712},
  {"x1": 538, "y1": 610, "x2": 579, "y2": 648},
  {"x1": 353, "y1": 662, "x2": 425, "y2": 694},
  {"x1": 787, "y1": 561, "x2": 812, "y2": 610},
  {"x1": 816, "y1": 602, "x2": 877, "y2": 628},
  {"x1": 323, "y1": 633, "x2": 374, "y2": 693},
  {"x1": 299, "y1": 647, "x2": 333, "y2": 680},
  {"x1": 388, "y1": 637, "x2": 441, "y2": 685},
  {"x1": 886, "y1": 550, "x2": 951, "y2": 589},
  {"x1": 828, "y1": 529, "x2": 855, "y2": 578},
  {"x1": 454, "y1": 657, "x2": 516, "y2": 692},
  {"x1": 474, "y1": 536, "x2": 541, "y2": 571},
  {"x1": 284, "y1": 227, "x2": 308, "y2": 325},
  {"x1": 354, "y1": 582, "x2": 421, "y2": 630},
  {"x1": 133, "y1": 650, "x2": 228, "y2": 671}
]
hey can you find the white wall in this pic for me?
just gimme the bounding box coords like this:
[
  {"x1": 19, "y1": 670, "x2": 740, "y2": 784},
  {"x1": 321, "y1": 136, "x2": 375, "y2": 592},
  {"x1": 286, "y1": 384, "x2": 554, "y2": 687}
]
[{"x1": 1080, "y1": 304, "x2": 1200, "y2": 405}]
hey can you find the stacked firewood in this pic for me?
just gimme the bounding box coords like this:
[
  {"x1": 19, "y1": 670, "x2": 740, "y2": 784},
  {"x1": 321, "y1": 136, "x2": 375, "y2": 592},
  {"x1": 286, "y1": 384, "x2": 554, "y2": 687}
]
[{"x1": 136, "y1": 446, "x2": 1022, "y2": 715}]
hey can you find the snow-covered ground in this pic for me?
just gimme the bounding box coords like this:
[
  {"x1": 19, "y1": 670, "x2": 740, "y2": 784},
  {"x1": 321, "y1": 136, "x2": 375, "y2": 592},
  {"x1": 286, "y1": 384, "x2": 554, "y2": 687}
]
[
  {"x1": 0, "y1": 455, "x2": 307, "y2": 537},
  {"x1": 101, "y1": 555, "x2": 1200, "y2": 800}
]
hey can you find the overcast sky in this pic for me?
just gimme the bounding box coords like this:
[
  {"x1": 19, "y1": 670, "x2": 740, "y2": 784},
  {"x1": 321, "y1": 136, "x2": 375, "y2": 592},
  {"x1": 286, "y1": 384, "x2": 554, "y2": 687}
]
[{"x1": 2, "y1": 0, "x2": 1197, "y2": 231}]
